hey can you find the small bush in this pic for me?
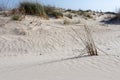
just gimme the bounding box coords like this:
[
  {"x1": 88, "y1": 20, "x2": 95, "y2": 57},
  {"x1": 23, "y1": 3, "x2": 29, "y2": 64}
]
[
  {"x1": 12, "y1": 14, "x2": 21, "y2": 21},
  {"x1": 84, "y1": 13, "x2": 92, "y2": 18},
  {"x1": 65, "y1": 9, "x2": 78, "y2": 14},
  {"x1": 44, "y1": 5, "x2": 63, "y2": 18},
  {"x1": 78, "y1": 11, "x2": 93, "y2": 19},
  {"x1": 52, "y1": 11, "x2": 63, "y2": 18},
  {"x1": 19, "y1": 2, "x2": 47, "y2": 18}
]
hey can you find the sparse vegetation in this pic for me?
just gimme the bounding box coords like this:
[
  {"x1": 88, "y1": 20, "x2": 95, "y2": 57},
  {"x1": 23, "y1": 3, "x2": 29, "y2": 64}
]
[
  {"x1": 78, "y1": 11, "x2": 93, "y2": 19},
  {"x1": 71, "y1": 25, "x2": 98, "y2": 56},
  {"x1": 65, "y1": 9, "x2": 77, "y2": 14},
  {"x1": 83, "y1": 25, "x2": 98, "y2": 56},
  {"x1": 52, "y1": 11, "x2": 63, "y2": 18},
  {"x1": 1, "y1": 1, "x2": 96, "y2": 20},
  {"x1": 19, "y1": 2, "x2": 47, "y2": 18},
  {"x1": 12, "y1": 14, "x2": 21, "y2": 21},
  {"x1": 17, "y1": 2, "x2": 63, "y2": 19},
  {"x1": 65, "y1": 9, "x2": 93, "y2": 19},
  {"x1": 102, "y1": 9, "x2": 120, "y2": 24},
  {"x1": 44, "y1": 5, "x2": 63, "y2": 18}
]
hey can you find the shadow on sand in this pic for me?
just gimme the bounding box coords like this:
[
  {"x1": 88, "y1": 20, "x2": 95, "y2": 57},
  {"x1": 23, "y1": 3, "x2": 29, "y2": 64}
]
[
  {"x1": 101, "y1": 15, "x2": 120, "y2": 25},
  {"x1": 38, "y1": 54, "x2": 90, "y2": 66},
  {"x1": 0, "y1": 54, "x2": 92, "y2": 73}
]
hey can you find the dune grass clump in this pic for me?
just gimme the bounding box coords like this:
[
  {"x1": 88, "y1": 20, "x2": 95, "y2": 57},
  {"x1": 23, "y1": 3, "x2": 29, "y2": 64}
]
[
  {"x1": 18, "y1": 2, "x2": 63, "y2": 19},
  {"x1": 83, "y1": 25, "x2": 98, "y2": 56},
  {"x1": 77, "y1": 10, "x2": 93, "y2": 19},
  {"x1": 10, "y1": 8, "x2": 25, "y2": 21},
  {"x1": 72, "y1": 25, "x2": 98, "y2": 56},
  {"x1": 19, "y1": 2, "x2": 48, "y2": 18},
  {"x1": 2, "y1": 1, "x2": 63, "y2": 19},
  {"x1": 44, "y1": 5, "x2": 63, "y2": 18},
  {"x1": 82, "y1": 12, "x2": 92, "y2": 19},
  {"x1": 52, "y1": 11, "x2": 63, "y2": 18},
  {"x1": 65, "y1": 9, "x2": 77, "y2": 14},
  {"x1": 12, "y1": 14, "x2": 21, "y2": 21}
]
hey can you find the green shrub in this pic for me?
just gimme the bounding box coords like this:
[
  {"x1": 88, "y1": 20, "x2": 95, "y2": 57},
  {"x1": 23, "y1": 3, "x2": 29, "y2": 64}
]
[
  {"x1": 17, "y1": 2, "x2": 63, "y2": 19},
  {"x1": 12, "y1": 14, "x2": 21, "y2": 21},
  {"x1": 19, "y1": 2, "x2": 47, "y2": 18},
  {"x1": 78, "y1": 11, "x2": 93, "y2": 19},
  {"x1": 44, "y1": 5, "x2": 63, "y2": 18},
  {"x1": 52, "y1": 11, "x2": 63, "y2": 18}
]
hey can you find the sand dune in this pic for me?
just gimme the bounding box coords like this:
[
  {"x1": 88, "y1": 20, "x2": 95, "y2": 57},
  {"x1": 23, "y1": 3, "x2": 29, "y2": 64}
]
[{"x1": 0, "y1": 14, "x2": 120, "y2": 80}]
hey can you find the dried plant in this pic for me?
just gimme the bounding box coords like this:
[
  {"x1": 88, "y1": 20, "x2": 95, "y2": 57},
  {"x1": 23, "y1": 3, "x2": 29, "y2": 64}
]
[
  {"x1": 83, "y1": 25, "x2": 98, "y2": 56},
  {"x1": 71, "y1": 24, "x2": 98, "y2": 56}
]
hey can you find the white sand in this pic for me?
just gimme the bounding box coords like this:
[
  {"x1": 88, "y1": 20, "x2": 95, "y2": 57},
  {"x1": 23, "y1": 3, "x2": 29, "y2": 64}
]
[{"x1": 0, "y1": 14, "x2": 120, "y2": 80}]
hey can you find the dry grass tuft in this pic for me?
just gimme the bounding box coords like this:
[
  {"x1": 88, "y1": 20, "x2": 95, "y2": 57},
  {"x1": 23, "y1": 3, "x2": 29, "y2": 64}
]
[
  {"x1": 71, "y1": 25, "x2": 98, "y2": 56},
  {"x1": 83, "y1": 25, "x2": 98, "y2": 56}
]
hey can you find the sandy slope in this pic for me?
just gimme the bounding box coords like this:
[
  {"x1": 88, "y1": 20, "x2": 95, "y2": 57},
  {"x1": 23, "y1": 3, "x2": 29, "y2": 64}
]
[{"x1": 0, "y1": 15, "x2": 120, "y2": 80}]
